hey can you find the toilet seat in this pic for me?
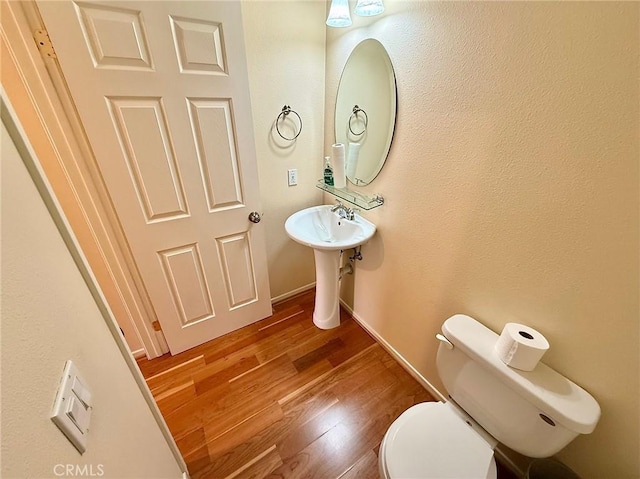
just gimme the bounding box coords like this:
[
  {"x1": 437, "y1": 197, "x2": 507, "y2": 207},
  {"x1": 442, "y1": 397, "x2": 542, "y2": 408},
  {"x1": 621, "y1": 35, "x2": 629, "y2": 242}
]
[{"x1": 379, "y1": 402, "x2": 497, "y2": 479}]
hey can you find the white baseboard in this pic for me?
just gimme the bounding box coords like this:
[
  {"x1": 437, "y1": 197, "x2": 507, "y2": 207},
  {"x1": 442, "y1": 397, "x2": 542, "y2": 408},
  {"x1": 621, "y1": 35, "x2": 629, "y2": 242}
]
[
  {"x1": 271, "y1": 282, "x2": 315, "y2": 305},
  {"x1": 339, "y1": 299, "x2": 447, "y2": 403},
  {"x1": 131, "y1": 348, "x2": 146, "y2": 359}
]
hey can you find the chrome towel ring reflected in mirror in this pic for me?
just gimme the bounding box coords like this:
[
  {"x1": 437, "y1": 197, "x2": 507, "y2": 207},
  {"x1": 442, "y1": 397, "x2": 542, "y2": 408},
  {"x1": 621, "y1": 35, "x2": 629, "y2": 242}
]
[
  {"x1": 276, "y1": 105, "x2": 302, "y2": 141},
  {"x1": 349, "y1": 105, "x2": 368, "y2": 136}
]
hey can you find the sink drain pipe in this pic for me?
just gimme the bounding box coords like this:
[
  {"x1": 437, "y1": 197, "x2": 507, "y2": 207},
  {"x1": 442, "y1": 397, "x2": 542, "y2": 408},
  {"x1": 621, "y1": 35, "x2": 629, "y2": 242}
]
[{"x1": 339, "y1": 247, "x2": 362, "y2": 279}]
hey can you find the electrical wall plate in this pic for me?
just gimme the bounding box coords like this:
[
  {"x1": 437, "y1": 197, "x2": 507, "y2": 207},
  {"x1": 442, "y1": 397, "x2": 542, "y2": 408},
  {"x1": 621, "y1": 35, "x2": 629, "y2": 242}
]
[
  {"x1": 51, "y1": 360, "x2": 92, "y2": 454},
  {"x1": 288, "y1": 168, "x2": 298, "y2": 186}
]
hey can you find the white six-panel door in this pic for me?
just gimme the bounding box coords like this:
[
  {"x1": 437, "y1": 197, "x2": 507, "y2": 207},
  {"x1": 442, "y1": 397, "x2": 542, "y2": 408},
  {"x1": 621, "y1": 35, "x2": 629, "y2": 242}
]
[{"x1": 37, "y1": 0, "x2": 272, "y2": 354}]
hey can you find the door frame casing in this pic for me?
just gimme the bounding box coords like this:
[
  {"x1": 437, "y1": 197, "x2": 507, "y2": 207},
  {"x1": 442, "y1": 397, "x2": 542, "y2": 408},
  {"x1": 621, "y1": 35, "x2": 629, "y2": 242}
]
[{"x1": 2, "y1": 0, "x2": 167, "y2": 359}]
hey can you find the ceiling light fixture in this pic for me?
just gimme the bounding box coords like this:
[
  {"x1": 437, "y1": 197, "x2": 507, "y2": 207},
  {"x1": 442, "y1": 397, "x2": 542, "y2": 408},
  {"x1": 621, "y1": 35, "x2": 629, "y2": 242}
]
[
  {"x1": 326, "y1": 0, "x2": 352, "y2": 27},
  {"x1": 354, "y1": 0, "x2": 385, "y2": 17}
]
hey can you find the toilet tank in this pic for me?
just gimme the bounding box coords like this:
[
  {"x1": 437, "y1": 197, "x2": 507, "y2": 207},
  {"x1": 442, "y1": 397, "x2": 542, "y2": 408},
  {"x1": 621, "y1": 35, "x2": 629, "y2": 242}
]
[{"x1": 436, "y1": 314, "x2": 600, "y2": 458}]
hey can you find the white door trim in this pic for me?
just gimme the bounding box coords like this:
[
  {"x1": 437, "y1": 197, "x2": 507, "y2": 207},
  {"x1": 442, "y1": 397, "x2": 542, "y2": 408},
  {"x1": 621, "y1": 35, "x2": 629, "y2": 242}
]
[{"x1": 2, "y1": 0, "x2": 167, "y2": 358}]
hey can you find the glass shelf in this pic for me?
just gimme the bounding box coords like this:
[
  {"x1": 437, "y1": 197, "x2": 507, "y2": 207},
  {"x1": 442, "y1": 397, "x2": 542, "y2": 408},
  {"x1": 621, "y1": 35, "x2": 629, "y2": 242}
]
[{"x1": 316, "y1": 180, "x2": 384, "y2": 210}]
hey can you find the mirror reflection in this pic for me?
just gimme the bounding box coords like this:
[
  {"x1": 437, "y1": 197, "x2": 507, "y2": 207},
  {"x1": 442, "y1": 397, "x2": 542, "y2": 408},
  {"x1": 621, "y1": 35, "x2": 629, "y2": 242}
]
[{"x1": 335, "y1": 39, "x2": 397, "y2": 186}]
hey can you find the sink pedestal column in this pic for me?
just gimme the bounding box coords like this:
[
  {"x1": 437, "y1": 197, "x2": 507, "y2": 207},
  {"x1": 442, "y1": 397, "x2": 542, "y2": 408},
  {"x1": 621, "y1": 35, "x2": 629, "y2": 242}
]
[{"x1": 312, "y1": 249, "x2": 341, "y2": 329}]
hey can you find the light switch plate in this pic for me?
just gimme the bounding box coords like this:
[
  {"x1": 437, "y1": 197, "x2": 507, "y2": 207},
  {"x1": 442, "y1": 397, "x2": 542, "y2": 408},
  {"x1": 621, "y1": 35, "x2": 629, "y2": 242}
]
[
  {"x1": 287, "y1": 169, "x2": 298, "y2": 186},
  {"x1": 71, "y1": 376, "x2": 91, "y2": 408},
  {"x1": 51, "y1": 360, "x2": 92, "y2": 454}
]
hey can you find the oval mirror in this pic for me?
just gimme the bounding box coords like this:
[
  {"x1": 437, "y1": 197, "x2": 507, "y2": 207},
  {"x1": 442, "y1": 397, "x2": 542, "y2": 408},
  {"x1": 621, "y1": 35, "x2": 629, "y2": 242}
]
[{"x1": 335, "y1": 39, "x2": 396, "y2": 186}]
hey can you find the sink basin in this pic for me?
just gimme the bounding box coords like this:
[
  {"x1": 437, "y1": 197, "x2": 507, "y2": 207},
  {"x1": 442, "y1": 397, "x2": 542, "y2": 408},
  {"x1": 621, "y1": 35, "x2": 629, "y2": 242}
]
[
  {"x1": 285, "y1": 205, "x2": 376, "y2": 251},
  {"x1": 285, "y1": 205, "x2": 376, "y2": 330}
]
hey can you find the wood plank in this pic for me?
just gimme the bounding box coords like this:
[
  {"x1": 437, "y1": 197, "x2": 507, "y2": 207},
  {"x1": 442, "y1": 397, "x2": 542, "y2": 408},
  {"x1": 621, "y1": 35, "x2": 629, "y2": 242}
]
[
  {"x1": 194, "y1": 389, "x2": 340, "y2": 479},
  {"x1": 277, "y1": 344, "x2": 378, "y2": 407},
  {"x1": 197, "y1": 403, "x2": 284, "y2": 478},
  {"x1": 265, "y1": 421, "x2": 355, "y2": 479},
  {"x1": 267, "y1": 376, "x2": 424, "y2": 479},
  {"x1": 178, "y1": 427, "x2": 206, "y2": 458},
  {"x1": 223, "y1": 446, "x2": 283, "y2": 479},
  {"x1": 338, "y1": 449, "x2": 380, "y2": 479},
  {"x1": 327, "y1": 319, "x2": 376, "y2": 367},
  {"x1": 275, "y1": 399, "x2": 346, "y2": 460},
  {"x1": 205, "y1": 402, "x2": 284, "y2": 456},
  {"x1": 292, "y1": 337, "x2": 344, "y2": 372},
  {"x1": 136, "y1": 291, "x2": 313, "y2": 378},
  {"x1": 184, "y1": 444, "x2": 210, "y2": 475},
  {"x1": 205, "y1": 311, "x2": 310, "y2": 367},
  {"x1": 154, "y1": 380, "x2": 197, "y2": 417},
  {"x1": 253, "y1": 318, "x2": 319, "y2": 364},
  {"x1": 140, "y1": 291, "x2": 438, "y2": 479},
  {"x1": 193, "y1": 354, "x2": 260, "y2": 396},
  {"x1": 146, "y1": 355, "x2": 206, "y2": 394}
]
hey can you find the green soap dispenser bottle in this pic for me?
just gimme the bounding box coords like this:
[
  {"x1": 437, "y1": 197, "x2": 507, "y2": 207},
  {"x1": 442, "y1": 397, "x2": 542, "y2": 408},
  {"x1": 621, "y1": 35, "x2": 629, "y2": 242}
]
[{"x1": 323, "y1": 156, "x2": 334, "y2": 186}]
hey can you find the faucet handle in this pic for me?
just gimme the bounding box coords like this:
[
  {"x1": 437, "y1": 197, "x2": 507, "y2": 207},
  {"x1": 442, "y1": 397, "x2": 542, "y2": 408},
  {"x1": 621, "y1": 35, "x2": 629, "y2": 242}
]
[
  {"x1": 347, "y1": 207, "x2": 360, "y2": 220},
  {"x1": 330, "y1": 200, "x2": 344, "y2": 213}
]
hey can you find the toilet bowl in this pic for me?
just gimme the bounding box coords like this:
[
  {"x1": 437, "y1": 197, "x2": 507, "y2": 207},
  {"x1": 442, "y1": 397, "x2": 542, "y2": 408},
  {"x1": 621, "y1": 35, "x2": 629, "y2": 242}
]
[
  {"x1": 379, "y1": 314, "x2": 601, "y2": 479},
  {"x1": 379, "y1": 401, "x2": 497, "y2": 479}
]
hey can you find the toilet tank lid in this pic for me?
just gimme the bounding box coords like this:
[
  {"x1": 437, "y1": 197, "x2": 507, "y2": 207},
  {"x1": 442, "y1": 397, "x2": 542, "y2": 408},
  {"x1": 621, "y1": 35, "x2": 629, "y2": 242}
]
[{"x1": 442, "y1": 314, "x2": 601, "y2": 435}]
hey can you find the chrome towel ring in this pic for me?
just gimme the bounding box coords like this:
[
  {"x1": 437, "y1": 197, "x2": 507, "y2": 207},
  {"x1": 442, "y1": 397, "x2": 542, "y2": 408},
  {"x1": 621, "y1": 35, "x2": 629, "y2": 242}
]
[
  {"x1": 276, "y1": 105, "x2": 302, "y2": 141},
  {"x1": 349, "y1": 105, "x2": 368, "y2": 136}
]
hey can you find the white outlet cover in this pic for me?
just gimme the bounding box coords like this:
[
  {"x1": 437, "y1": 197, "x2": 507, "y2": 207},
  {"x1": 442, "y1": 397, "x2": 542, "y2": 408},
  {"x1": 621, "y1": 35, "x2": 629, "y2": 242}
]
[{"x1": 288, "y1": 168, "x2": 298, "y2": 186}]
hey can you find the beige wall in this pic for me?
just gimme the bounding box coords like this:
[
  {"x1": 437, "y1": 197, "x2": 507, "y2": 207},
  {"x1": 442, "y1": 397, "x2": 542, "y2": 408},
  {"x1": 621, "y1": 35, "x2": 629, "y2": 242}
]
[
  {"x1": 242, "y1": 1, "x2": 327, "y2": 300},
  {"x1": 4, "y1": 1, "x2": 637, "y2": 477},
  {"x1": 325, "y1": 2, "x2": 639, "y2": 478},
  {"x1": 1, "y1": 121, "x2": 183, "y2": 478}
]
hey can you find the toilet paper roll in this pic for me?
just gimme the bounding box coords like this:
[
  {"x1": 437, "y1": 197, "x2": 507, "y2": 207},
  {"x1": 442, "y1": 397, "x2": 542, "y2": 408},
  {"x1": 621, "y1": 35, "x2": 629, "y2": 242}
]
[
  {"x1": 346, "y1": 142, "x2": 361, "y2": 179},
  {"x1": 494, "y1": 323, "x2": 549, "y2": 371},
  {"x1": 332, "y1": 143, "x2": 346, "y2": 188}
]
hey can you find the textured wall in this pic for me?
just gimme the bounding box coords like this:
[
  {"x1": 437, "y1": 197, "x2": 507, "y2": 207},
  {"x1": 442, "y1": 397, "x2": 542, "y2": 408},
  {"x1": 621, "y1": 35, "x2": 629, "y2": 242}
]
[
  {"x1": 242, "y1": 1, "x2": 327, "y2": 299},
  {"x1": 326, "y1": 2, "x2": 639, "y2": 478},
  {"x1": 1, "y1": 123, "x2": 183, "y2": 478}
]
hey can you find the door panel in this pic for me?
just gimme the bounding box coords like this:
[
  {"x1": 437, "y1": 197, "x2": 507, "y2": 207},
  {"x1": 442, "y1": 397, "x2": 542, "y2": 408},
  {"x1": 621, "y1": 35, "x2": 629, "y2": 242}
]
[
  {"x1": 187, "y1": 98, "x2": 244, "y2": 211},
  {"x1": 216, "y1": 233, "x2": 258, "y2": 308},
  {"x1": 107, "y1": 96, "x2": 190, "y2": 222},
  {"x1": 170, "y1": 16, "x2": 226, "y2": 75},
  {"x1": 38, "y1": 0, "x2": 272, "y2": 354},
  {"x1": 158, "y1": 244, "x2": 215, "y2": 327},
  {"x1": 76, "y1": 2, "x2": 154, "y2": 70}
]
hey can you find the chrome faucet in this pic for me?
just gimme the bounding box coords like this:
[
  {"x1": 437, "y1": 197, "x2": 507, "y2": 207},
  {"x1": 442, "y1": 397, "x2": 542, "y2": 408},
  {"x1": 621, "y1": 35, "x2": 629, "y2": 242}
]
[{"x1": 331, "y1": 201, "x2": 356, "y2": 220}]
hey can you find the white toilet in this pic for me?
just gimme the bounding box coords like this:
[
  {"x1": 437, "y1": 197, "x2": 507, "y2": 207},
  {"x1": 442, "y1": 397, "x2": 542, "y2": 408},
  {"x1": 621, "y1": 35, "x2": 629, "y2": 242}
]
[{"x1": 379, "y1": 314, "x2": 601, "y2": 479}]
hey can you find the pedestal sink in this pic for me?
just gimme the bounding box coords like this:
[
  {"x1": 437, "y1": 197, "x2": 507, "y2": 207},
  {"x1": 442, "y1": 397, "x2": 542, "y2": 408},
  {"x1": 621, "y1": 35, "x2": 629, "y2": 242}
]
[{"x1": 285, "y1": 205, "x2": 376, "y2": 329}]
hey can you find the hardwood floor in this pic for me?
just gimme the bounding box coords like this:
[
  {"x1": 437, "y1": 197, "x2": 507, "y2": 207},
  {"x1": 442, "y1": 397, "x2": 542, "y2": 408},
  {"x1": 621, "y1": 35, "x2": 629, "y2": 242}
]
[
  {"x1": 137, "y1": 290, "x2": 520, "y2": 479},
  {"x1": 137, "y1": 290, "x2": 433, "y2": 478}
]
